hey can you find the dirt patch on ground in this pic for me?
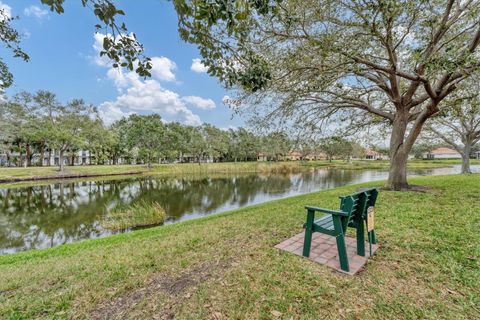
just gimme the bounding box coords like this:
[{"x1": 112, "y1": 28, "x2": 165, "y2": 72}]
[
  {"x1": 90, "y1": 259, "x2": 231, "y2": 320},
  {"x1": 379, "y1": 185, "x2": 436, "y2": 193},
  {"x1": 0, "y1": 288, "x2": 16, "y2": 297}
]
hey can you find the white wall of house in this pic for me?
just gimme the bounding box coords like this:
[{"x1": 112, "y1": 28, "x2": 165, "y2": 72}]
[
  {"x1": 364, "y1": 154, "x2": 389, "y2": 160},
  {"x1": 41, "y1": 150, "x2": 93, "y2": 166},
  {"x1": 0, "y1": 150, "x2": 112, "y2": 166},
  {"x1": 424, "y1": 153, "x2": 462, "y2": 159},
  {"x1": 434, "y1": 153, "x2": 462, "y2": 159}
]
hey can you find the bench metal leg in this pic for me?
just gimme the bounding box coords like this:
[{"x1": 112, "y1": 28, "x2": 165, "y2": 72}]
[
  {"x1": 332, "y1": 215, "x2": 349, "y2": 272},
  {"x1": 370, "y1": 230, "x2": 376, "y2": 244},
  {"x1": 303, "y1": 228, "x2": 313, "y2": 257},
  {"x1": 336, "y1": 235, "x2": 350, "y2": 272},
  {"x1": 356, "y1": 220, "x2": 365, "y2": 256},
  {"x1": 303, "y1": 209, "x2": 315, "y2": 257}
]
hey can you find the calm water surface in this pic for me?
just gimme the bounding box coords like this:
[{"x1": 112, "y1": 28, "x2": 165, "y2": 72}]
[{"x1": 1, "y1": 165, "x2": 478, "y2": 254}]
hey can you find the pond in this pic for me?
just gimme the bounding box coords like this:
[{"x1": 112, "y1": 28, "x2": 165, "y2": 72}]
[{"x1": 0, "y1": 165, "x2": 478, "y2": 254}]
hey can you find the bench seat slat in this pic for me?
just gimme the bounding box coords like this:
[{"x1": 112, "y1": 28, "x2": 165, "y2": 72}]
[{"x1": 314, "y1": 215, "x2": 334, "y2": 230}]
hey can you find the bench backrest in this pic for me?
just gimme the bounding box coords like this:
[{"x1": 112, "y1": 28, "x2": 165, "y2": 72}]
[{"x1": 340, "y1": 188, "x2": 379, "y2": 228}]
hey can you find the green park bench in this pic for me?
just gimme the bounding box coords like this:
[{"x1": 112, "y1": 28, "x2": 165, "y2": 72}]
[{"x1": 302, "y1": 188, "x2": 379, "y2": 272}]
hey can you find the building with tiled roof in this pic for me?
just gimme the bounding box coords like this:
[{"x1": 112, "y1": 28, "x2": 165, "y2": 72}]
[{"x1": 423, "y1": 147, "x2": 461, "y2": 159}]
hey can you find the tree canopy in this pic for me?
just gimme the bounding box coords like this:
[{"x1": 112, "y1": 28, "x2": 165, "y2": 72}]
[
  {"x1": 427, "y1": 75, "x2": 480, "y2": 173},
  {"x1": 3, "y1": 90, "x2": 334, "y2": 169},
  {"x1": 174, "y1": 0, "x2": 480, "y2": 189},
  {"x1": 0, "y1": 0, "x2": 151, "y2": 90}
]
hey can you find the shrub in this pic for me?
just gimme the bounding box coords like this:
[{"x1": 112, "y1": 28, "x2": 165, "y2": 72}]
[{"x1": 102, "y1": 201, "x2": 166, "y2": 231}]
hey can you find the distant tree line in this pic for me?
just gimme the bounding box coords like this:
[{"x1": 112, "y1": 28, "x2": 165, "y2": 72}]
[
  {"x1": 0, "y1": 91, "x2": 372, "y2": 171},
  {"x1": 0, "y1": 91, "x2": 326, "y2": 170}
]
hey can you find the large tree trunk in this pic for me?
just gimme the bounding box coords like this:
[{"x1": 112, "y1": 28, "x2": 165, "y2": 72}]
[
  {"x1": 461, "y1": 154, "x2": 471, "y2": 174},
  {"x1": 47, "y1": 149, "x2": 52, "y2": 166},
  {"x1": 387, "y1": 112, "x2": 410, "y2": 190},
  {"x1": 461, "y1": 144, "x2": 472, "y2": 174},
  {"x1": 387, "y1": 148, "x2": 409, "y2": 190}
]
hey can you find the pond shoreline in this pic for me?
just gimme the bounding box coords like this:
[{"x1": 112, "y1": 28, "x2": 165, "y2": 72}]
[
  {"x1": 1, "y1": 174, "x2": 478, "y2": 319},
  {"x1": 1, "y1": 165, "x2": 477, "y2": 255},
  {"x1": 0, "y1": 159, "x2": 476, "y2": 186},
  {"x1": 0, "y1": 170, "x2": 144, "y2": 184}
]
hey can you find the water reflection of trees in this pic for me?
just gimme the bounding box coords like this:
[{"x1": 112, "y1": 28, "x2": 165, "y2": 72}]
[{"x1": 0, "y1": 169, "x2": 372, "y2": 253}]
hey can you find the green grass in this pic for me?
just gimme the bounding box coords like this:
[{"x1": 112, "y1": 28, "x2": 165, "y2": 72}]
[
  {"x1": 0, "y1": 164, "x2": 147, "y2": 179},
  {"x1": 1, "y1": 174, "x2": 479, "y2": 319},
  {"x1": 1, "y1": 159, "x2": 478, "y2": 185},
  {"x1": 0, "y1": 162, "x2": 297, "y2": 182},
  {"x1": 101, "y1": 201, "x2": 167, "y2": 231},
  {"x1": 304, "y1": 158, "x2": 480, "y2": 170}
]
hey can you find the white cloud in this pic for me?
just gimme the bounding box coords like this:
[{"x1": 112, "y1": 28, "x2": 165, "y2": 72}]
[
  {"x1": 98, "y1": 105, "x2": 135, "y2": 126},
  {"x1": 191, "y1": 58, "x2": 208, "y2": 73},
  {"x1": 92, "y1": 33, "x2": 176, "y2": 83},
  {"x1": 222, "y1": 95, "x2": 230, "y2": 104},
  {"x1": 0, "y1": 1, "x2": 12, "y2": 21},
  {"x1": 99, "y1": 68, "x2": 201, "y2": 125},
  {"x1": 92, "y1": 33, "x2": 111, "y2": 67},
  {"x1": 220, "y1": 125, "x2": 237, "y2": 131},
  {"x1": 92, "y1": 33, "x2": 137, "y2": 68},
  {"x1": 24, "y1": 5, "x2": 48, "y2": 19},
  {"x1": 106, "y1": 67, "x2": 142, "y2": 90},
  {"x1": 222, "y1": 95, "x2": 240, "y2": 108},
  {"x1": 183, "y1": 96, "x2": 216, "y2": 110},
  {"x1": 150, "y1": 57, "x2": 176, "y2": 82},
  {"x1": 92, "y1": 34, "x2": 205, "y2": 126}
]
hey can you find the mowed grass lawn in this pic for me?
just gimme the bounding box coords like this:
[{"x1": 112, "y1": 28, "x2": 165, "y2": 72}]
[
  {"x1": 1, "y1": 159, "x2": 479, "y2": 183},
  {"x1": 1, "y1": 174, "x2": 479, "y2": 319},
  {"x1": 0, "y1": 162, "x2": 278, "y2": 181}
]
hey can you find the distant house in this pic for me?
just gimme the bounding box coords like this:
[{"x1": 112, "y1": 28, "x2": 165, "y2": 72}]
[
  {"x1": 257, "y1": 153, "x2": 268, "y2": 161},
  {"x1": 364, "y1": 149, "x2": 388, "y2": 160},
  {"x1": 0, "y1": 149, "x2": 130, "y2": 167},
  {"x1": 288, "y1": 151, "x2": 327, "y2": 161},
  {"x1": 286, "y1": 151, "x2": 302, "y2": 161},
  {"x1": 46, "y1": 150, "x2": 93, "y2": 166},
  {"x1": 180, "y1": 154, "x2": 214, "y2": 163},
  {"x1": 304, "y1": 152, "x2": 327, "y2": 161},
  {"x1": 258, "y1": 151, "x2": 327, "y2": 161},
  {"x1": 423, "y1": 147, "x2": 462, "y2": 159},
  {"x1": 474, "y1": 151, "x2": 480, "y2": 159}
]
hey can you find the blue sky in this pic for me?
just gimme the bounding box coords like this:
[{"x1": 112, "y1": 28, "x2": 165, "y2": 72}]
[{"x1": 1, "y1": 0, "x2": 242, "y2": 128}]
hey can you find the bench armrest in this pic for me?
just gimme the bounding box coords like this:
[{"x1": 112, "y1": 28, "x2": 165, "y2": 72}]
[{"x1": 304, "y1": 206, "x2": 349, "y2": 217}]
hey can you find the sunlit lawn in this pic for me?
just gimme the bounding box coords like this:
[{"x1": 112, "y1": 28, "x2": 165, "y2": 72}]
[
  {"x1": 1, "y1": 174, "x2": 479, "y2": 319},
  {"x1": 1, "y1": 159, "x2": 478, "y2": 183}
]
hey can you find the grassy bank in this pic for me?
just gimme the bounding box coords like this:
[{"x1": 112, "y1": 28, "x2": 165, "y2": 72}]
[
  {"x1": 1, "y1": 174, "x2": 478, "y2": 319},
  {"x1": 0, "y1": 162, "x2": 297, "y2": 183},
  {"x1": 305, "y1": 158, "x2": 480, "y2": 170},
  {"x1": 1, "y1": 159, "x2": 478, "y2": 185}
]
